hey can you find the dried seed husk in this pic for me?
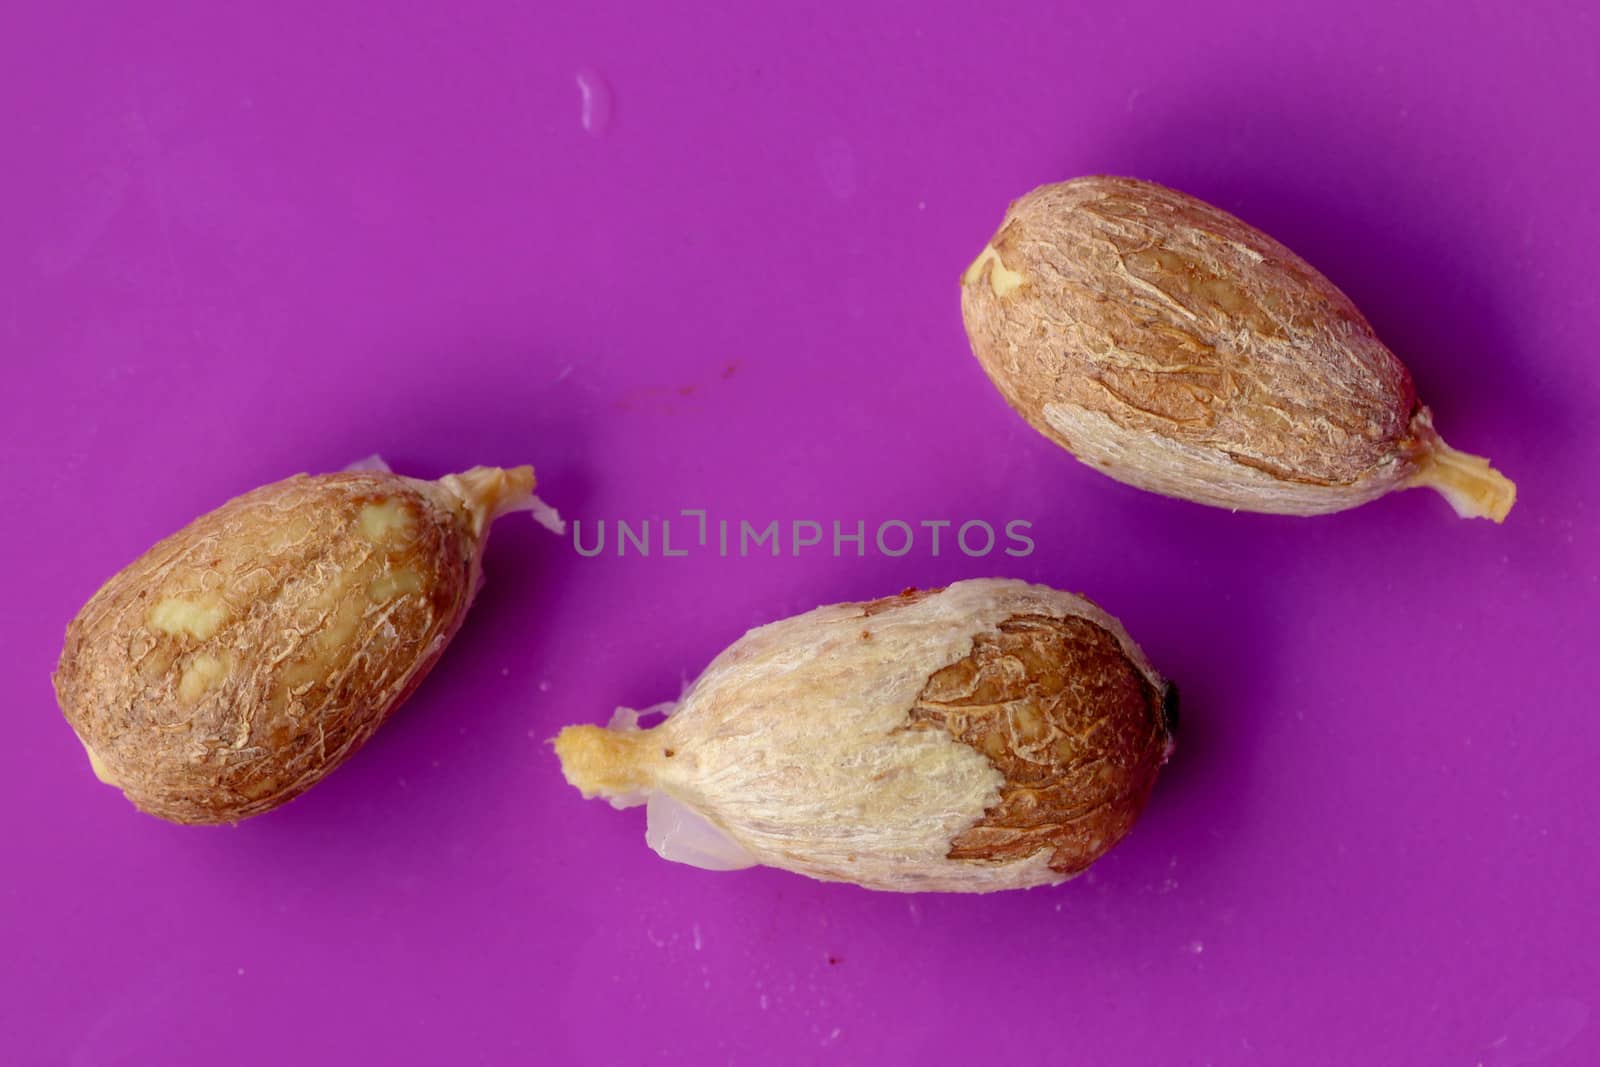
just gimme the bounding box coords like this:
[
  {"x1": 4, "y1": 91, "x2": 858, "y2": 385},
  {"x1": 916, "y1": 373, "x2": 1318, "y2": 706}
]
[
  {"x1": 961, "y1": 176, "x2": 1515, "y2": 521},
  {"x1": 555, "y1": 579, "x2": 1176, "y2": 893},
  {"x1": 53, "y1": 465, "x2": 535, "y2": 824}
]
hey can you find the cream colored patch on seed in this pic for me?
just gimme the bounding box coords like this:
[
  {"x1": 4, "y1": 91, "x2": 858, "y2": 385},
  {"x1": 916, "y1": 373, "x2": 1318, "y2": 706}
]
[
  {"x1": 962, "y1": 245, "x2": 1026, "y2": 297},
  {"x1": 360, "y1": 500, "x2": 414, "y2": 543},
  {"x1": 149, "y1": 594, "x2": 227, "y2": 640},
  {"x1": 79, "y1": 736, "x2": 116, "y2": 785},
  {"x1": 178, "y1": 653, "x2": 228, "y2": 703},
  {"x1": 320, "y1": 594, "x2": 363, "y2": 651}
]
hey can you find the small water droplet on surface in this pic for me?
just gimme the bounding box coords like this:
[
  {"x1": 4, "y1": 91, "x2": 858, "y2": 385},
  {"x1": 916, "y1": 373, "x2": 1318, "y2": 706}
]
[{"x1": 576, "y1": 68, "x2": 613, "y2": 136}]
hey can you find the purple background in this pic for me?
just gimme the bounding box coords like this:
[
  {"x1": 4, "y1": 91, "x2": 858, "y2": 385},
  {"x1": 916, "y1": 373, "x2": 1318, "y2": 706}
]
[{"x1": 2, "y1": 2, "x2": 1596, "y2": 1064}]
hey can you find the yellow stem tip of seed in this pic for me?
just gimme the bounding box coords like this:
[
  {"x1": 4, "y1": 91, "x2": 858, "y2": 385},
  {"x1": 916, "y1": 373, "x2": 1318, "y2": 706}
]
[
  {"x1": 553, "y1": 725, "x2": 653, "y2": 799},
  {"x1": 1406, "y1": 409, "x2": 1516, "y2": 522}
]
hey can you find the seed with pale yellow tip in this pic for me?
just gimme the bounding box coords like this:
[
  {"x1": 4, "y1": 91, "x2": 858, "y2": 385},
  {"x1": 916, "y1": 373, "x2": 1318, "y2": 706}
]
[
  {"x1": 555, "y1": 579, "x2": 1176, "y2": 893},
  {"x1": 961, "y1": 176, "x2": 1515, "y2": 521},
  {"x1": 53, "y1": 464, "x2": 539, "y2": 824}
]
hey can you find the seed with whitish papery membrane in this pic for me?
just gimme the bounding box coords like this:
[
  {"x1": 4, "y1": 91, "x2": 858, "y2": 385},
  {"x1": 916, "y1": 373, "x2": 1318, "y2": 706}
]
[
  {"x1": 961, "y1": 176, "x2": 1516, "y2": 521},
  {"x1": 53, "y1": 464, "x2": 539, "y2": 824},
  {"x1": 554, "y1": 579, "x2": 1176, "y2": 893}
]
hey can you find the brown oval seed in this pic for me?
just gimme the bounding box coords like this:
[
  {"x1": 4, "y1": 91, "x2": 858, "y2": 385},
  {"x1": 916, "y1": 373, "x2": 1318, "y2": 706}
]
[
  {"x1": 53, "y1": 465, "x2": 536, "y2": 824},
  {"x1": 961, "y1": 176, "x2": 1515, "y2": 520}
]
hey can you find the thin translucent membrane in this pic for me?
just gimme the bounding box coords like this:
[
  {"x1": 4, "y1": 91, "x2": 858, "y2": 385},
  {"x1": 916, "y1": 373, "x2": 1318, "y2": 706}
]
[{"x1": 646, "y1": 792, "x2": 758, "y2": 871}]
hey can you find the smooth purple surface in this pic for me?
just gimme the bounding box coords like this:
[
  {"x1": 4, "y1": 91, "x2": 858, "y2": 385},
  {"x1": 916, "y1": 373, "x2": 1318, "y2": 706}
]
[{"x1": 2, "y1": 3, "x2": 1596, "y2": 1064}]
